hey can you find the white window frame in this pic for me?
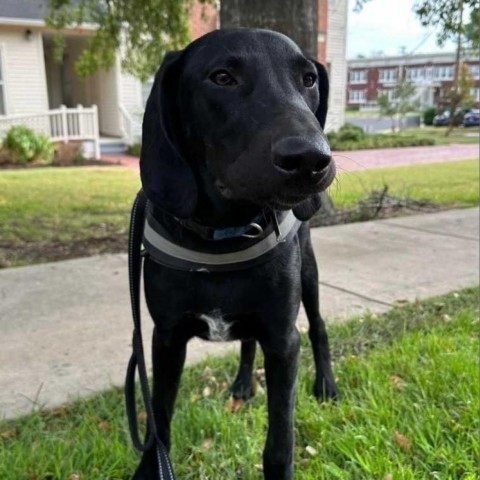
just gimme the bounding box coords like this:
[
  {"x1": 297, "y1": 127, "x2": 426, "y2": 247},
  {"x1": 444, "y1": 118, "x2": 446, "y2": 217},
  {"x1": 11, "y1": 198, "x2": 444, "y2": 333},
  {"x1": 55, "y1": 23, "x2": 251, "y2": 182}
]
[
  {"x1": 348, "y1": 89, "x2": 366, "y2": 103},
  {"x1": 406, "y1": 67, "x2": 425, "y2": 81},
  {"x1": 379, "y1": 68, "x2": 398, "y2": 84},
  {"x1": 349, "y1": 70, "x2": 367, "y2": 84},
  {"x1": 468, "y1": 64, "x2": 480, "y2": 80},
  {"x1": 434, "y1": 65, "x2": 454, "y2": 80}
]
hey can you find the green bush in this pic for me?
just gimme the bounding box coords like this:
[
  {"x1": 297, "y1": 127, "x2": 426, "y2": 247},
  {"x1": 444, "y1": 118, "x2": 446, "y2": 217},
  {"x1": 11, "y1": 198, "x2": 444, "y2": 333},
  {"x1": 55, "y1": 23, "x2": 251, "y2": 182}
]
[
  {"x1": 336, "y1": 122, "x2": 366, "y2": 142},
  {"x1": 423, "y1": 108, "x2": 437, "y2": 126},
  {"x1": 328, "y1": 131, "x2": 435, "y2": 151},
  {"x1": 2, "y1": 125, "x2": 53, "y2": 164},
  {"x1": 127, "y1": 143, "x2": 141, "y2": 157}
]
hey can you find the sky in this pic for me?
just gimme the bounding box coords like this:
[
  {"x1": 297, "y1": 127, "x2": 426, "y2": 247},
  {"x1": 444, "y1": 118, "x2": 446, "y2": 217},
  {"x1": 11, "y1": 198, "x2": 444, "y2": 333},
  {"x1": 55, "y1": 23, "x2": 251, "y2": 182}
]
[{"x1": 346, "y1": 0, "x2": 457, "y2": 59}]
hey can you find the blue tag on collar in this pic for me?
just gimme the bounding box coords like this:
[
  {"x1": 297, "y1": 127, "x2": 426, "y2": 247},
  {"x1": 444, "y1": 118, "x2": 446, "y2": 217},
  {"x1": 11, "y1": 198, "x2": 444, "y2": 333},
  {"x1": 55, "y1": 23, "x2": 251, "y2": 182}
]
[{"x1": 212, "y1": 225, "x2": 250, "y2": 240}]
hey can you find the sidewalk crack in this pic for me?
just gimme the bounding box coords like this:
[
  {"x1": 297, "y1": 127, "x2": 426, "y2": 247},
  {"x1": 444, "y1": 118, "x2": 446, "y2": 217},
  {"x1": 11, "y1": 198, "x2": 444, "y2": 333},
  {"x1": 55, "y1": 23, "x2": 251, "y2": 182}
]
[{"x1": 319, "y1": 281, "x2": 394, "y2": 307}]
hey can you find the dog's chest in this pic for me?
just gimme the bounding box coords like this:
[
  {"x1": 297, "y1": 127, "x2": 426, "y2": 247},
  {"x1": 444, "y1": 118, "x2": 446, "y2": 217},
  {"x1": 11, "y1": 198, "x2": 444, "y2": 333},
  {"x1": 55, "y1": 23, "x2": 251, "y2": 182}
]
[{"x1": 196, "y1": 310, "x2": 232, "y2": 342}]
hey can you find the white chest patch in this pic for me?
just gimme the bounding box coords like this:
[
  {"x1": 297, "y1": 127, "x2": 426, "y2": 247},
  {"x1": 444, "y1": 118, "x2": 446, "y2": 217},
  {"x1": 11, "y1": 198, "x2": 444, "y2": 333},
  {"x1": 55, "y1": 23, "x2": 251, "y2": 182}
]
[{"x1": 198, "y1": 310, "x2": 231, "y2": 342}]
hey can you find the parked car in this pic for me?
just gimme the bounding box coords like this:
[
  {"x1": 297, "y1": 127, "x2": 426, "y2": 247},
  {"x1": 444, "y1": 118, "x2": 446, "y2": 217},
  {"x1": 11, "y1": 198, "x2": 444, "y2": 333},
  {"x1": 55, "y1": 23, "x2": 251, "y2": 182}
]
[
  {"x1": 432, "y1": 108, "x2": 474, "y2": 127},
  {"x1": 462, "y1": 109, "x2": 480, "y2": 127}
]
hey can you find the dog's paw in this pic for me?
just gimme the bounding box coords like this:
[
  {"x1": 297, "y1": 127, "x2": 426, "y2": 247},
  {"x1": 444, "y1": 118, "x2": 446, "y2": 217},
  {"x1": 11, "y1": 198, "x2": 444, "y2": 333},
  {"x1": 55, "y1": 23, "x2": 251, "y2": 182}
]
[
  {"x1": 313, "y1": 377, "x2": 338, "y2": 403},
  {"x1": 230, "y1": 376, "x2": 256, "y2": 400}
]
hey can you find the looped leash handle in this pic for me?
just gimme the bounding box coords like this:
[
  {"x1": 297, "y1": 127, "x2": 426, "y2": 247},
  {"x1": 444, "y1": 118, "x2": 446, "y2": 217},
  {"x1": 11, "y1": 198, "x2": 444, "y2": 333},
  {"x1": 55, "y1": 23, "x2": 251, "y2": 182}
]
[{"x1": 125, "y1": 190, "x2": 176, "y2": 479}]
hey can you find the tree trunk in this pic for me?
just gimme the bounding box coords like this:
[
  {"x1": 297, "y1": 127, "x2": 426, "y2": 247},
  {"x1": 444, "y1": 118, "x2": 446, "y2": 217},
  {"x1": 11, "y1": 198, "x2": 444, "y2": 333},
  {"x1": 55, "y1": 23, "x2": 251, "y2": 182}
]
[
  {"x1": 446, "y1": 0, "x2": 464, "y2": 136},
  {"x1": 219, "y1": 0, "x2": 318, "y2": 58}
]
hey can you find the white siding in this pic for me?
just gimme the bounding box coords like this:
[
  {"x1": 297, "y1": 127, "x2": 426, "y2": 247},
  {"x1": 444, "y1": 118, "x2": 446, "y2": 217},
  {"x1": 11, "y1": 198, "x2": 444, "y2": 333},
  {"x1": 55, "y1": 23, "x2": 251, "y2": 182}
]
[
  {"x1": 119, "y1": 71, "x2": 142, "y2": 114},
  {"x1": 90, "y1": 61, "x2": 121, "y2": 137},
  {"x1": 0, "y1": 26, "x2": 48, "y2": 115},
  {"x1": 326, "y1": 0, "x2": 348, "y2": 132}
]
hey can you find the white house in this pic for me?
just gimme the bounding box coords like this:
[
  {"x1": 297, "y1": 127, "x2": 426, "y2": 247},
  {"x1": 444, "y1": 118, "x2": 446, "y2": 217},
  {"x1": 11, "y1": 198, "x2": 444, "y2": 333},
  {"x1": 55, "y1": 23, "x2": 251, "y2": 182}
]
[{"x1": 0, "y1": 0, "x2": 144, "y2": 157}]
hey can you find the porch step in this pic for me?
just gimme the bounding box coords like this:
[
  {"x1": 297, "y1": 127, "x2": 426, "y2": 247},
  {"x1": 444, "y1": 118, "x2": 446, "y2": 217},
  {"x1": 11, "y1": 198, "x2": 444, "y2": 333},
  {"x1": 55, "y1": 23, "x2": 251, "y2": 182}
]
[{"x1": 99, "y1": 140, "x2": 128, "y2": 155}]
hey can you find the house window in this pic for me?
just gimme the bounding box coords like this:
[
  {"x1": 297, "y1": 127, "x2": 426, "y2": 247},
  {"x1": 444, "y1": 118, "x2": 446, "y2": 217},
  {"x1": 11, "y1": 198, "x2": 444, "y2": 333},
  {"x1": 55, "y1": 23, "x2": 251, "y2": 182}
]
[
  {"x1": 468, "y1": 64, "x2": 480, "y2": 80},
  {"x1": 379, "y1": 68, "x2": 398, "y2": 83},
  {"x1": 406, "y1": 67, "x2": 425, "y2": 81},
  {"x1": 348, "y1": 90, "x2": 366, "y2": 103},
  {"x1": 0, "y1": 47, "x2": 5, "y2": 115},
  {"x1": 434, "y1": 65, "x2": 454, "y2": 80},
  {"x1": 350, "y1": 70, "x2": 367, "y2": 84},
  {"x1": 471, "y1": 87, "x2": 480, "y2": 102}
]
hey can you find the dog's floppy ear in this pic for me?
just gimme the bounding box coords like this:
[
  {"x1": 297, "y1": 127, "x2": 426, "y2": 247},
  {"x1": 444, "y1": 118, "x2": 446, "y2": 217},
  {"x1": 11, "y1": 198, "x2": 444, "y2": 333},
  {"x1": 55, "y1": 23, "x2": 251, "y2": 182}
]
[
  {"x1": 293, "y1": 61, "x2": 330, "y2": 221},
  {"x1": 140, "y1": 51, "x2": 197, "y2": 219},
  {"x1": 312, "y1": 60, "x2": 329, "y2": 129}
]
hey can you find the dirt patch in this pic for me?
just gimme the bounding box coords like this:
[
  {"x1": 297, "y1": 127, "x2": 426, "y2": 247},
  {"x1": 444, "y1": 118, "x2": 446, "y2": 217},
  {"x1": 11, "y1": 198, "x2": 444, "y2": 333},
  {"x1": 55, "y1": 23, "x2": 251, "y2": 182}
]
[
  {"x1": 311, "y1": 188, "x2": 445, "y2": 227},
  {"x1": 0, "y1": 234, "x2": 128, "y2": 268}
]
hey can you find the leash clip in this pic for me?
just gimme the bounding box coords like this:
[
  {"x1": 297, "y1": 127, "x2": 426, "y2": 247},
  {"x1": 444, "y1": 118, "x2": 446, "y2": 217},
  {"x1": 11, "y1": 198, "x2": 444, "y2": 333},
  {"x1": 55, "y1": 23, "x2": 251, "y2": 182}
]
[
  {"x1": 241, "y1": 222, "x2": 264, "y2": 239},
  {"x1": 269, "y1": 210, "x2": 287, "y2": 243}
]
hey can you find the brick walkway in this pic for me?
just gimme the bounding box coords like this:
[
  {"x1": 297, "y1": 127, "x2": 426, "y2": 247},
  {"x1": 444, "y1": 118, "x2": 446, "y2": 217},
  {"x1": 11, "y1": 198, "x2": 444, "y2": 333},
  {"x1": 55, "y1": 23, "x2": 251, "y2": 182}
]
[{"x1": 102, "y1": 143, "x2": 478, "y2": 172}]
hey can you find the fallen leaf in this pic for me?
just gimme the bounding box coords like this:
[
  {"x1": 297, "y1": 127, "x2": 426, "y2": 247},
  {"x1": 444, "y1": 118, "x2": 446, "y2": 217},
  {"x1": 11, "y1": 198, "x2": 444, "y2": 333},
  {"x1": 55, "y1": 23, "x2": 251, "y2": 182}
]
[
  {"x1": 389, "y1": 375, "x2": 406, "y2": 390},
  {"x1": 201, "y1": 437, "x2": 213, "y2": 450},
  {"x1": 254, "y1": 464, "x2": 263, "y2": 471},
  {"x1": 69, "y1": 475, "x2": 80, "y2": 480},
  {"x1": 299, "y1": 458, "x2": 310, "y2": 467},
  {"x1": 201, "y1": 366, "x2": 212, "y2": 378},
  {"x1": 383, "y1": 475, "x2": 393, "y2": 480},
  {"x1": 137, "y1": 411, "x2": 147, "y2": 422},
  {"x1": 442, "y1": 314, "x2": 451, "y2": 322},
  {"x1": 98, "y1": 420, "x2": 111, "y2": 431},
  {"x1": 225, "y1": 397, "x2": 245, "y2": 413},
  {"x1": 305, "y1": 445, "x2": 318, "y2": 457},
  {"x1": 393, "y1": 429, "x2": 411, "y2": 451},
  {"x1": 190, "y1": 393, "x2": 201, "y2": 403},
  {"x1": 0, "y1": 429, "x2": 16, "y2": 440},
  {"x1": 202, "y1": 386, "x2": 211, "y2": 397}
]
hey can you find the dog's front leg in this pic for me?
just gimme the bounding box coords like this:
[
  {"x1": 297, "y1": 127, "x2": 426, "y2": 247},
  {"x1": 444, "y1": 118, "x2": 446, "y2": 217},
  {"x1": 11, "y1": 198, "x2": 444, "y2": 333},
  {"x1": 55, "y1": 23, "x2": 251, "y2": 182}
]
[
  {"x1": 133, "y1": 326, "x2": 186, "y2": 480},
  {"x1": 260, "y1": 328, "x2": 300, "y2": 480},
  {"x1": 230, "y1": 339, "x2": 257, "y2": 400}
]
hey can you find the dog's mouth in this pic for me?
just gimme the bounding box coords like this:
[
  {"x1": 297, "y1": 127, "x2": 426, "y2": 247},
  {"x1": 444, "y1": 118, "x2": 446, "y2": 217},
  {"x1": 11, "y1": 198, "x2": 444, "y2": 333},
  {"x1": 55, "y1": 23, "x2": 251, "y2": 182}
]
[{"x1": 215, "y1": 160, "x2": 336, "y2": 207}]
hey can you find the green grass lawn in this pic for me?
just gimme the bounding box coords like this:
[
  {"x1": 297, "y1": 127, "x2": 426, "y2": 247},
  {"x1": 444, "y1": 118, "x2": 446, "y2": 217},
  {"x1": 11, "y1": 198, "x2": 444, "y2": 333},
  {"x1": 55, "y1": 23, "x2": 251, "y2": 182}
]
[
  {"x1": 330, "y1": 159, "x2": 479, "y2": 208},
  {"x1": 398, "y1": 126, "x2": 479, "y2": 145},
  {"x1": 0, "y1": 166, "x2": 139, "y2": 267},
  {"x1": 0, "y1": 287, "x2": 478, "y2": 479},
  {"x1": 0, "y1": 160, "x2": 478, "y2": 267}
]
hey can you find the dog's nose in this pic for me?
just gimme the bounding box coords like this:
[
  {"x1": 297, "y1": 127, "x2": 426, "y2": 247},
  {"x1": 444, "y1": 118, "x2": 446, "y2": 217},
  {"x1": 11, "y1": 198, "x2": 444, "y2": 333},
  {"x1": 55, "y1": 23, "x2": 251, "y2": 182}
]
[{"x1": 272, "y1": 137, "x2": 331, "y2": 176}]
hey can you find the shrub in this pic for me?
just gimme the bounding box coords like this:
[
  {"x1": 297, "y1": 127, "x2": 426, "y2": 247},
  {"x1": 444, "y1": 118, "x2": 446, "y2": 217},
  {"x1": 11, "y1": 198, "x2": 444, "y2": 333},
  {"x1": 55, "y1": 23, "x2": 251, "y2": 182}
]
[
  {"x1": 52, "y1": 142, "x2": 86, "y2": 166},
  {"x1": 423, "y1": 107, "x2": 437, "y2": 126},
  {"x1": 127, "y1": 143, "x2": 142, "y2": 157},
  {"x1": 2, "y1": 125, "x2": 53, "y2": 164},
  {"x1": 336, "y1": 122, "x2": 366, "y2": 142}
]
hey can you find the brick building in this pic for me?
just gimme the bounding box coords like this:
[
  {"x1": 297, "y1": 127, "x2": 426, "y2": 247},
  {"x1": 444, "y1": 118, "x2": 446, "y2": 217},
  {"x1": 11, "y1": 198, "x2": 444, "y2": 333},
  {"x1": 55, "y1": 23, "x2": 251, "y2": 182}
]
[{"x1": 346, "y1": 52, "x2": 480, "y2": 110}]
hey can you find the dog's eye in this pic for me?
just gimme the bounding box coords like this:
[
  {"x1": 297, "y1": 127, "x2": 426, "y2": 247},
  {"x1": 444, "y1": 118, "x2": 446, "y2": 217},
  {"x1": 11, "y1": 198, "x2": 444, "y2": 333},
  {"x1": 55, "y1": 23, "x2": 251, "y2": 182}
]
[
  {"x1": 209, "y1": 70, "x2": 237, "y2": 86},
  {"x1": 303, "y1": 73, "x2": 317, "y2": 88}
]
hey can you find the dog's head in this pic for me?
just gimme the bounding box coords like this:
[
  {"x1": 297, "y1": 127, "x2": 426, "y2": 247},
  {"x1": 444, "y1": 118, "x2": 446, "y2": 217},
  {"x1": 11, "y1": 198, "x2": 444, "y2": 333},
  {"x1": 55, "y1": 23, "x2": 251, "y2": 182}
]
[{"x1": 140, "y1": 29, "x2": 335, "y2": 221}]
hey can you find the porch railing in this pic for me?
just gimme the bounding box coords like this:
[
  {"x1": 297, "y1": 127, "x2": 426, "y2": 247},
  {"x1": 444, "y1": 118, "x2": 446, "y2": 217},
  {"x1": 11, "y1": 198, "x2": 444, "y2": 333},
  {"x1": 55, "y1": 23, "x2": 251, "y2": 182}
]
[{"x1": 0, "y1": 104, "x2": 101, "y2": 159}]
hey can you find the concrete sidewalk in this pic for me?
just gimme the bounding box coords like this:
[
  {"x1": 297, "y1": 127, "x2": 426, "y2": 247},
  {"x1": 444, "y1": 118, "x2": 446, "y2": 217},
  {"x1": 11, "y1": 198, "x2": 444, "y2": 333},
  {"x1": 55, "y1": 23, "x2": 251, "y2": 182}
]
[{"x1": 1, "y1": 208, "x2": 478, "y2": 419}]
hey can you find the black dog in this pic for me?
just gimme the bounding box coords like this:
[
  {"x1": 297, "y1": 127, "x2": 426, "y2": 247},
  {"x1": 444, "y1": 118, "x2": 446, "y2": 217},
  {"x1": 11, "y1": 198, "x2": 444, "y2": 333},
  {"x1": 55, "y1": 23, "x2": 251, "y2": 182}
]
[{"x1": 134, "y1": 28, "x2": 337, "y2": 480}]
